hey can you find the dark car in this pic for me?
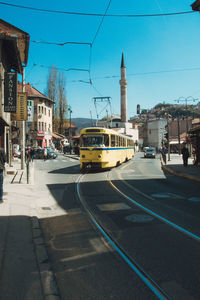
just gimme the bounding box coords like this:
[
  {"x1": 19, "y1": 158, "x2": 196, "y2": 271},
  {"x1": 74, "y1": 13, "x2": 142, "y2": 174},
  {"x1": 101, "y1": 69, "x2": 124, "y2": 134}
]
[
  {"x1": 47, "y1": 148, "x2": 57, "y2": 159},
  {"x1": 144, "y1": 148, "x2": 156, "y2": 158},
  {"x1": 33, "y1": 148, "x2": 57, "y2": 159}
]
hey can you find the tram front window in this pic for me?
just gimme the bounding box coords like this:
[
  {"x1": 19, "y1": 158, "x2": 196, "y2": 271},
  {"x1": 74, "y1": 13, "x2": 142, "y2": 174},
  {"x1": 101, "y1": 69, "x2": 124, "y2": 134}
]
[{"x1": 81, "y1": 134, "x2": 109, "y2": 147}]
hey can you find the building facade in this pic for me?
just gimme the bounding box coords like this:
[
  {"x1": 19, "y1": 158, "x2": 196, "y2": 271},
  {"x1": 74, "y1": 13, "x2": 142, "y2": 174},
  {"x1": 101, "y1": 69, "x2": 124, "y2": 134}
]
[
  {"x1": 0, "y1": 19, "x2": 29, "y2": 165},
  {"x1": 17, "y1": 83, "x2": 53, "y2": 148}
]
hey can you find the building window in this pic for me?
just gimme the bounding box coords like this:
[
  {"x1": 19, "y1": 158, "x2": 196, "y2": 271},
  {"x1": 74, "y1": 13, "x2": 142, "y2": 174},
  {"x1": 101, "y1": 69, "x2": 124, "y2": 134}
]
[
  {"x1": 45, "y1": 123, "x2": 47, "y2": 131},
  {"x1": 42, "y1": 106, "x2": 44, "y2": 114},
  {"x1": 38, "y1": 106, "x2": 41, "y2": 113},
  {"x1": 42, "y1": 122, "x2": 44, "y2": 130},
  {"x1": 34, "y1": 121, "x2": 37, "y2": 130},
  {"x1": 39, "y1": 122, "x2": 41, "y2": 130},
  {"x1": 44, "y1": 107, "x2": 46, "y2": 115},
  {"x1": 34, "y1": 106, "x2": 37, "y2": 114}
]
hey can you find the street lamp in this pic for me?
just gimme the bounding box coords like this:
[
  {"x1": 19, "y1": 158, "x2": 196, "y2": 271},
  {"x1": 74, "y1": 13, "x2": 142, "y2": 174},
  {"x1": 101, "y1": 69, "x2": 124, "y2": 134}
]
[
  {"x1": 174, "y1": 96, "x2": 198, "y2": 133},
  {"x1": 68, "y1": 106, "x2": 72, "y2": 137}
]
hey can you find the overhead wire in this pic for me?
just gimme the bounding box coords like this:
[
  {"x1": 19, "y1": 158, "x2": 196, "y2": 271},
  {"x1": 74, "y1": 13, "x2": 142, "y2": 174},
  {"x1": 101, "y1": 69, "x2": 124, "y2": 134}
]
[
  {"x1": 0, "y1": 2, "x2": 196, "y2": 17},
  {"x1": 89, "y1": 0, "x2": 112, "y2": 98}
]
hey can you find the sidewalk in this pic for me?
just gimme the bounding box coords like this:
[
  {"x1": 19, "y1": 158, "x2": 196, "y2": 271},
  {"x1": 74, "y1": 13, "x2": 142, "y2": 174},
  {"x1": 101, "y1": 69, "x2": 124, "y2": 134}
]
[
  {"x1": 161, "y1": 153, "x2": 200, "y2": 183},
  {"x1": 0, "y1": 159, "x2": 60, "y2": 300}
]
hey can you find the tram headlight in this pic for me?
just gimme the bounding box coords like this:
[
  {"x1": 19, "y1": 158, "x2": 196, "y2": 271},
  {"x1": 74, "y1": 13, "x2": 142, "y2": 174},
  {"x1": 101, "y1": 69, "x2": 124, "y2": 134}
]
[
  {"x1": 98, "y1": 155, "x2": 102, "y2": 158},
  {"x1": 82, "y1": 155, "x2": 85, "y2": 158}
]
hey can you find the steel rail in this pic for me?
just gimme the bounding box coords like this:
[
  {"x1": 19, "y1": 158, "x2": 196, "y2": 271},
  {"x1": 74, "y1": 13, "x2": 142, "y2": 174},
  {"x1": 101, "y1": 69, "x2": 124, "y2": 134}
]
[
  {"x1": 76, "y1": 173, "x2": 171, "y2": 300},
  {"x1": 107, "y1": 171, "x2": 200, "y2": 242}
]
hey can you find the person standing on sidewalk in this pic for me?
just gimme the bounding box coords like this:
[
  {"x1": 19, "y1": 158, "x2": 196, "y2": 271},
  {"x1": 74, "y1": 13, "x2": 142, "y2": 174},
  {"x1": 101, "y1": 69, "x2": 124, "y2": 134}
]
[
  {"x1": 181, "y1": 144, "x2": 189, "y2": 167},
  {"x1": 0, "y1": 147, "x2": 6, "y2": 203},
  {"x1": 44, "y1": 147, "x2": 47, "y2": 161},
  {"x1": 30, "y1": 147, "x2": 34, "y2": 162}
]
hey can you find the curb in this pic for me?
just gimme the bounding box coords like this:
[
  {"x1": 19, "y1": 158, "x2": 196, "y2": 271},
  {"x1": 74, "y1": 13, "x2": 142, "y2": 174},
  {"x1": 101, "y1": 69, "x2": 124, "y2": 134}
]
[
  {"x1": 161, "y1": 161, "x2": 200, "y2": 184},
  {"x1": 31, "y1": 217, "x2": 61, "y2": 300},
  {"x1": 64, "y1": 154, "x2": 80, "y2": 160}
]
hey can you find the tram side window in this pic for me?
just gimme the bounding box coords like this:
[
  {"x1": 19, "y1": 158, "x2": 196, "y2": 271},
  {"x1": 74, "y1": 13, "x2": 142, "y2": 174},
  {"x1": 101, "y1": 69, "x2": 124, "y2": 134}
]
[
  {"x1": 104, "y1": 134, "x2": 109, "y2": 146},
  {"x1": 111, "y1": 135, "x2": 115, "y2": 147},
  {"x1": 115, "y1": 136, "x2": 118, "y2": 147}
]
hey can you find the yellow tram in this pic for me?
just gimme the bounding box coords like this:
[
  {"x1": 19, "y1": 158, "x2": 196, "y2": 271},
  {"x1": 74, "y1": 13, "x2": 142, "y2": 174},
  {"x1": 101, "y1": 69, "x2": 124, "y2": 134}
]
[{"x1": 79, "y1": 127, "x2": 134, "y2": 171}]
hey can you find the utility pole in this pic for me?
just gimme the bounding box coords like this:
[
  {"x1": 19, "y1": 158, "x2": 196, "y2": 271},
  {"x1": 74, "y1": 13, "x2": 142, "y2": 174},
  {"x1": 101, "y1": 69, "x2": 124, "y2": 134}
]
[
  {"x1": 177, "y1": 115, "x2": 181, "y2": 155},
  {"x1": 20, "y1": 68, "x2": 25, "y2": 169},
  {"x1": 167, "y1": 114, "x2": 170, "y2": 161}
]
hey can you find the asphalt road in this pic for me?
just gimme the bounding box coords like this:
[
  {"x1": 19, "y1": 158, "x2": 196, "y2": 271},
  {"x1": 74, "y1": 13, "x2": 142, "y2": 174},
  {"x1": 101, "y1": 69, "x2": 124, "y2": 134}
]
[{"x1": 34, "y1": 152, "x2": 200, "y2": 300}]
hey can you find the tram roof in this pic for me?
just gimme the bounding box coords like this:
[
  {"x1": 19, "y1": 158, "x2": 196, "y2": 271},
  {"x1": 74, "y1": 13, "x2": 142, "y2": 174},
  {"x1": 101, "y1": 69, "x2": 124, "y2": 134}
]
[{"x1": 80, "y1": 127, "x2": 132, "y2": 139}]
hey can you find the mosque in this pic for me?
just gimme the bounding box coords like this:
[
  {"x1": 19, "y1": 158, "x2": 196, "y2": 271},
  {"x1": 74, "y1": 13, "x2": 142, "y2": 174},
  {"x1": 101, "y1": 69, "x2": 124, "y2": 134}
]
[{"x1": 97, "y1": 53, "x2": 139, "y2": 143}]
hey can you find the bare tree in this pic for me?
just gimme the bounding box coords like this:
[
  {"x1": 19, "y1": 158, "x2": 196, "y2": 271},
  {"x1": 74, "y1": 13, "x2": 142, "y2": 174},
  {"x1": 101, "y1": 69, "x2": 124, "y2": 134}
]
[
  {"x1": 46, "y1": 65, "x2": 57, "y2": 131},
  {"x1": 58, "y1": 72, "x2": 68, "y2": 135},
  {"x1": 46, "y1": 67, "x2": 68, "y2": 134}
]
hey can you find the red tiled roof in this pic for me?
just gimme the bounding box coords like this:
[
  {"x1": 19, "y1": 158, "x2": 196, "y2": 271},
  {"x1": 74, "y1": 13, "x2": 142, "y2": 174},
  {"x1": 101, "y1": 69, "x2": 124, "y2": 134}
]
[{"x1": 18, "y1": 82, "x2": 54, "y2": 102}]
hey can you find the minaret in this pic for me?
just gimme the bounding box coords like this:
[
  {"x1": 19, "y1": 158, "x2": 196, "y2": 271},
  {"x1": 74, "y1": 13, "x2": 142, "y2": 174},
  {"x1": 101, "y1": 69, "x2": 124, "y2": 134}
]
[{"x1": 120, "y1": 52, "x2": 127, "y2": 123}]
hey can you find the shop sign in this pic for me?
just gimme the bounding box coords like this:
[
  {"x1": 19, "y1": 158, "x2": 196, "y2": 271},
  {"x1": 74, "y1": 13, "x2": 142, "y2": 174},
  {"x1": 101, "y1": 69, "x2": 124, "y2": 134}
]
[
  {"x1": 4, "y1": 72, "x2": 17, "y2": 112},
  {"x1": 11, "y1": 92, "x2": 27, "y2": 121},
  {"x1": 27, "y1": 100, "x2": 34, "y2": 122}
]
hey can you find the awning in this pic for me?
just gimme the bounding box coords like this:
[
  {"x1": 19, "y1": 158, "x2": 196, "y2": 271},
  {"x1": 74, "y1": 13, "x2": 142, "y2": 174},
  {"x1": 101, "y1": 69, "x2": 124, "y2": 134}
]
[
  {"x1": 52, "y1": 133, "x2": 63, "y2": 139},
  {"x1": 170, "y1": 141, "x2": 184, "y2": 145},
  {"x1": 0, "y1": 117, "x2": 9, "y2": 127}
]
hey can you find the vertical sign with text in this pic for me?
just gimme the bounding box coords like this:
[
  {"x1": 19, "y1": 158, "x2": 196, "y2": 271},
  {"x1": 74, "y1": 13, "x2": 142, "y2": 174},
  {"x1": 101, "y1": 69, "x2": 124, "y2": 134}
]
[
  {"x1": 4, "y1": 72, "x2": 17, "y2": 112},
  {"x1": 11, "y1": 92, "x2": 27, "y2": 121},
  {"x1": 27, "y1": 100, "x2": 34, "y2": 122}
]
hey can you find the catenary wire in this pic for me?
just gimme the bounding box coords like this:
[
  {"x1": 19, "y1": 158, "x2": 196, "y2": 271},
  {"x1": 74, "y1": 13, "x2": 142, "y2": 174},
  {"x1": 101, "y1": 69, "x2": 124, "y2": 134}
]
[{"x1": 0, "y1": 2, "x2": 196, "y2": 17}]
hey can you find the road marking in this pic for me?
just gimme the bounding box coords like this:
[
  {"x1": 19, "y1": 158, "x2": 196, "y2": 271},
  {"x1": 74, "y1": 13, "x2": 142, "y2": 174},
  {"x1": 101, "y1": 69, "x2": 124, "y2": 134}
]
[
  {"x1": 188, "y1": 197, "x2": 200, "y2": 202},
  {"x1": 77, "y1": 174, "x2": 170, "y2": 300},
  {"x1": 97, "y1": 202, "x2": 131, "y2": 212},
  {"x1": 125, "y1": 214, "x2": 154, "y2": 223},
  {"x1": 151, "y1": 193, "x2": 184, "y2": 199},
  {"x1": 107, "y1": 173, "x2": 200, "y2": 242}
]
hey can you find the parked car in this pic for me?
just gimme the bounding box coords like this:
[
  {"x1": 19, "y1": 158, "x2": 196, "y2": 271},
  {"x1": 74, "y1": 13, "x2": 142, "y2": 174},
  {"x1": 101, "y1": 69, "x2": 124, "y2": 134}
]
[
  {"x1": 47, "y1": 148, "x2": 57, "y2": 159},
  {"x1": 144, "y1": 148, "x2": 156, "y2": 158}
]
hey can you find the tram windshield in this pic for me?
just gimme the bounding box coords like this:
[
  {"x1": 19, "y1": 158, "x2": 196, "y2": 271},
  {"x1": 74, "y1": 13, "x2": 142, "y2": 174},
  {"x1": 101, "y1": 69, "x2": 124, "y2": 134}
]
[{"x1": 81, "y1": 134, "x2": 109, "y2": 147}]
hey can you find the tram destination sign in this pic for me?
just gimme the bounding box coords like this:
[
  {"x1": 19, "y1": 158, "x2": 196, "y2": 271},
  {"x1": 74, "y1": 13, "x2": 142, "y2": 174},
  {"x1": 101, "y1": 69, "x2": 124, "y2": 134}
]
[{"x1": 4, "y1": 72, "x2": 17, "y2": 113}]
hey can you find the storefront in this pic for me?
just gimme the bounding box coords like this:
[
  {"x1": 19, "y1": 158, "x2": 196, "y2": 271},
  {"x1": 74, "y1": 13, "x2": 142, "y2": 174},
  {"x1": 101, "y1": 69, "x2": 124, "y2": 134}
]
[{"x1": 189, "y1": 125, "x2": 200, "y2": 165}]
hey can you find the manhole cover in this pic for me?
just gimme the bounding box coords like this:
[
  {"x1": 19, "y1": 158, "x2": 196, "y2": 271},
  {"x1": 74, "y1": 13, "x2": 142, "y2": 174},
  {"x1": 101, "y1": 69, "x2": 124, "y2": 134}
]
[
  {"x1": 151, "y1": 193, "x2": 170, "y2": 198},
  {"x1": 188, "y1": 197, "x2": 200, "y2": 202},
  {"x1": 125, "y1": 214, "x2": 154, "y2": 223}
]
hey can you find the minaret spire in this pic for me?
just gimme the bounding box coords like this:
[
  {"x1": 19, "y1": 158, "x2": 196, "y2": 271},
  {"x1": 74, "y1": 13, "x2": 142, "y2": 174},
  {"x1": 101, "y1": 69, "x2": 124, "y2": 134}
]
[
  {"x1": 120, "y1": 52, "x2": 127, "y2": 123},
  {"x1": 121, "y1": 52, "x2": 125, "y2": 68}
]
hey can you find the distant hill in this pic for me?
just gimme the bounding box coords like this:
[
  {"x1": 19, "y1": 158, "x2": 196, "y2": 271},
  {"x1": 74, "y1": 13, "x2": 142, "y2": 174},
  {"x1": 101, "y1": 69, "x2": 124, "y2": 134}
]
[{"x1": 72, "y1": 118, "x2": 97, "y2": 133}]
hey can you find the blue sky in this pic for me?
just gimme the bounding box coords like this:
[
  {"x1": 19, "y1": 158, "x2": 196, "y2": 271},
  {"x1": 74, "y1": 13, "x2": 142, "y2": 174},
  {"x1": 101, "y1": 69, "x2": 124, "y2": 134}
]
[{"x1": 1, "y1": 0, "x2": 200, "y2": 119}]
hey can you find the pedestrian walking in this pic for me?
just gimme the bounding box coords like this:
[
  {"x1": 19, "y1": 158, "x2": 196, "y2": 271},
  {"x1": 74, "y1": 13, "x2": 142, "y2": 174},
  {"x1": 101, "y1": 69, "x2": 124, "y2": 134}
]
[
  {"x1": 30, "y1": 148, "x2": 34, "y2": 162},
  {"x1": 0, "y1": 147, "x2": 6, "y2": 203},
  {"x1": 44, "y1": 147, "x2": 47, "y2": 161},
  {"x1": 181, "y1": 144, "x2": 189, "y2": 167}
]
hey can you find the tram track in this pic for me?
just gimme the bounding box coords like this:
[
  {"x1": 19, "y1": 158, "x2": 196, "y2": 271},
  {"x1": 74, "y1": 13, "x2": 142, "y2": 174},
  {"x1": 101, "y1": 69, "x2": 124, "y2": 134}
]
[
  {"x1": 108, "y1": 170, "x2": 200, "y2": 243},
  {"x1": 76, "y1": 172, "x2": 171, "y2": 300}
]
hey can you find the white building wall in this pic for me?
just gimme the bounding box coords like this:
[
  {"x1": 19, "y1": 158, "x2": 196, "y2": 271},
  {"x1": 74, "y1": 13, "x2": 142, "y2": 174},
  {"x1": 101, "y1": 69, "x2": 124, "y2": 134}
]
[{"x1": 147, "y1": 119, "x2": 167, "y2": 149}]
